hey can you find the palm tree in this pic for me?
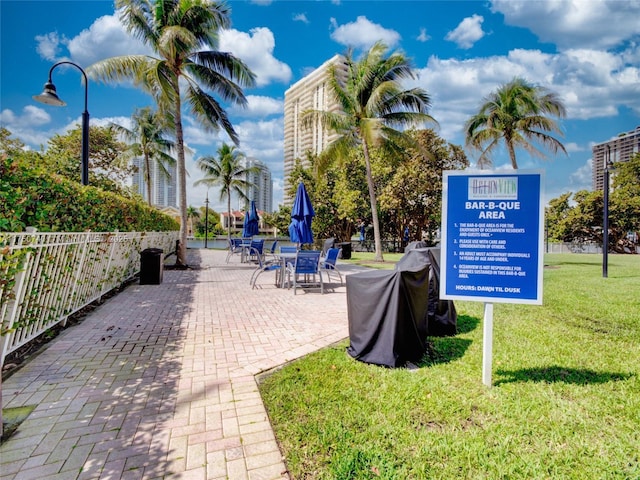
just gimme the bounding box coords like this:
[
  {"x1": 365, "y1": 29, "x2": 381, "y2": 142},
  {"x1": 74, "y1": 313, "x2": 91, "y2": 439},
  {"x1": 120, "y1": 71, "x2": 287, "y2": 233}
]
[
  {"x1": 186, "y1": 205, "x2": 200, "y2": 236},
  {"x1": 302, "y1": 42, "x2": 435, "y2": 262},
  {"x1": 464, "y1": 76, "x2": 567, "y2": 169},
  {"x1": 111, "y1": 106, "x2": 176, "y2": 206},
  {"x1": 88, "y1": 0, "x2": 256, "y2": 266},
  {"x1": 194, "y1": 143, "x2": 258, "y2": 242}
]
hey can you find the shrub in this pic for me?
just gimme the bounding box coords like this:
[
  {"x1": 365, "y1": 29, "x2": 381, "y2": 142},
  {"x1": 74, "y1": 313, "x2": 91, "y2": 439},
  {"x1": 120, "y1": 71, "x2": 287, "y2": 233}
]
[{"x1": 0, "y1": 156, "x2": 179, "y2": 232}]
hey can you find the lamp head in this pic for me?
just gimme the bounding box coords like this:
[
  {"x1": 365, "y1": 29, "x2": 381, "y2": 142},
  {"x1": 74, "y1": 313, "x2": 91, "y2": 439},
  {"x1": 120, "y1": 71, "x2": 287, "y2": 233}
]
[{"x1": 33, "y1": 81, "x2": 66, "y2": 106}]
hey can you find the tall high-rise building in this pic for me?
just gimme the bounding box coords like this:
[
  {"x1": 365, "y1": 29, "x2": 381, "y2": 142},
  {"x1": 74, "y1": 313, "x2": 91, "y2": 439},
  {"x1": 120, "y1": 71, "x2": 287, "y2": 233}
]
[
  {"x1": 592, "y1": 126, "x2": 640, "y2": 191},
  {"x1": 283, "y1": 54, "x2": 347, "y2": 204},
  {"x1": 132, "y1": 158, "x2": 178, "y2": 208},
  {"x1": 243, "y1": 157, "x2": 273, "y2": 213}
]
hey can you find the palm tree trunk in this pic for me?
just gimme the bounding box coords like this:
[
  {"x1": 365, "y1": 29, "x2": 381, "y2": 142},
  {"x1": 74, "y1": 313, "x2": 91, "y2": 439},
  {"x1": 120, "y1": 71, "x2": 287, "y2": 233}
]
[
  {"x1": 362, "y1": 140, "x2": 384, "y2": 262},
  {"x1": 227, "y1": 192, "x2": 232, "y2": 242},
  {"x1": 506, "y1": 136, "x2": 519, "y2": 169},
  {"x1": 144, "y1": 153, "x2": 152, "y2": 206},
  {"x1": 174, "y1": 90, "x2": 188, "y2": 267}
]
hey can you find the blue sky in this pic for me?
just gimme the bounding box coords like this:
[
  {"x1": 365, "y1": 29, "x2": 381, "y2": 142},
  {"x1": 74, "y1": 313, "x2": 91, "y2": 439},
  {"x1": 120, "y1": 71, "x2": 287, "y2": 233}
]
[{"x1": 2, "y1": 0, "x2": 639, "y2": 212}]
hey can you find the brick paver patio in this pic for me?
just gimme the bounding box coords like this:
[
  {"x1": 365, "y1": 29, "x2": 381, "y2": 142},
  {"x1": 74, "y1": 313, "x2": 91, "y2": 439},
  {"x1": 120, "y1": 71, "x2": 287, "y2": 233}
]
[{"x1": 0, "y1": 249, "x2": 364, "y2": 480}]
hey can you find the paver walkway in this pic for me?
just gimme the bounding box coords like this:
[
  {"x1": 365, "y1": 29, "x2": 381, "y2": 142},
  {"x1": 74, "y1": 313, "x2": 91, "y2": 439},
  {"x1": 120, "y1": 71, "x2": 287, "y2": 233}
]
[{"x1": 1, "y1": 249, "x2": 365, "y2": 480}]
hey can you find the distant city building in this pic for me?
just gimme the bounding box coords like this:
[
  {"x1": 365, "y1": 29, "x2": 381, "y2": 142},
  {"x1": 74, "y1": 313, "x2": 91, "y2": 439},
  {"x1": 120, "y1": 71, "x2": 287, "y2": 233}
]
[
  {"x1": 132, "y1": 157, "x2": 177, "y2": 208},
  {"x1": 283, "y1": 54, "x2": 347, "y2": 205},
  {"x1": 243, "y1": 157, "x2": 273, "y2": 213},
  {"x1": 592, "y1": 126, "x2": 640, "y2": 191}
]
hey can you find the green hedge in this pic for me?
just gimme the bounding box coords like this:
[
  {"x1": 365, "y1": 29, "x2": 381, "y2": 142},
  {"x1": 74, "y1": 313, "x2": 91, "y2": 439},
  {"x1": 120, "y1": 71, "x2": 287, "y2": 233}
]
[{"x1": 0, "y1": 156, "x2": 179, "y2": 233}]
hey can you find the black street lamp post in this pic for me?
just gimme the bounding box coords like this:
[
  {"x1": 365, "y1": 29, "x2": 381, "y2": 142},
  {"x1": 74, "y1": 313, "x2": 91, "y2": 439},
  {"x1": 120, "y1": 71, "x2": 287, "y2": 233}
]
[
  {"x1": 33, "y1": 61, "x2": 89, "y2": 186},
  {"x1": 603, "y1": 145, "x2": 611, "y2": 278},
  {"x1": 204, "y1": 191, "x2": 210, "y2": 249}
]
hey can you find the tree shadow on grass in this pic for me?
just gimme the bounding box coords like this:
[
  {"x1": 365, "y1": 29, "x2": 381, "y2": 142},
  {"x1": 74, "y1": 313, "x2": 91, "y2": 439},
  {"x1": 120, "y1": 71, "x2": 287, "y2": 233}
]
[{"x1": 495, "y1": 365, "x2": 634, "y2": 386}]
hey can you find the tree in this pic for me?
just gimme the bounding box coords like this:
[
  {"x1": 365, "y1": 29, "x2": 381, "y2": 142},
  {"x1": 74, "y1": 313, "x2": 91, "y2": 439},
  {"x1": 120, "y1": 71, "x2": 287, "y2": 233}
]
[
  {"x1": 186, "y1": 205, "x2": 200, "y2": 236},
  {"x1": 546, "y1": 154, "x2": 640, "y2": 253},
  {"x1": 0, "y1": 127, "x2": 27, "y2": 157},
  {"x1": 194, "y1": 143, "x2": 257, "y2": 241},
  {"x1": 545, "y1": 192, "x2": 572, "y2": 241},
  {"x1": 193, "y1": 205, "x2": 222, "y2": 236},
  {"x1": 379, "y1": 129, "x2": 469, "y2": 245},
  {"x1": 464, "y1": 76, "x2": 567, "y2": 169},
  {"x1": 111, "y1": 107, "x2": 176, "y2": 206},
  {"x1": 303, "y1": 42, "x2": 436, "y2": 261},
  {"x1": 610, "y1": 153, "x2": 640, "y2": 251},
  {"x1": 284, "y1": 156, "x2": 363, "y2": 243},
  {"x1": 261, "y1": 206, "x2": 291, "y2": 240},
  {"x1": 88, "y1": 0, "x2": 256, "y2": 266},
  {"x1": 43, "y1": 125, "x2": 134, "y2": 193}
]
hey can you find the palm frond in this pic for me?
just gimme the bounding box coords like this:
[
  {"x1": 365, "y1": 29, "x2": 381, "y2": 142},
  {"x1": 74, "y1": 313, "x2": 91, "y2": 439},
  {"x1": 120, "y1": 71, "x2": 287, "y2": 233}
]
[
  {"x1": 185, "y1": 83, "x2": 238, "y2": 144},
  {"x1": 186, "y1": 61, "x2": 249, "y2": 105},
  {"x1": 192, "y1": 51, "x2": 256, "y2": 89}
]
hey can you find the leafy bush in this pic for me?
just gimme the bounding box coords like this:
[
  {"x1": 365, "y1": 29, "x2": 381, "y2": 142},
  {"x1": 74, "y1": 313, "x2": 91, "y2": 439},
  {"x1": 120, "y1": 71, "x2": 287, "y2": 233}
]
[{"x1": 0, "y1": 156, "x2": 179, "y2": 232}]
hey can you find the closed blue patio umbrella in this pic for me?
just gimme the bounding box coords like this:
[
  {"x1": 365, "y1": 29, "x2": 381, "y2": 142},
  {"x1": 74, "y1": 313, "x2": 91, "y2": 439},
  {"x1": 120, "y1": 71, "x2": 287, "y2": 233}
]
[
  {"x1": 243, "y1": 200, "x2": 260, "y2": 238},
  {"x1": 288, "y1": 182, "x2": 315, "y2": 245}
]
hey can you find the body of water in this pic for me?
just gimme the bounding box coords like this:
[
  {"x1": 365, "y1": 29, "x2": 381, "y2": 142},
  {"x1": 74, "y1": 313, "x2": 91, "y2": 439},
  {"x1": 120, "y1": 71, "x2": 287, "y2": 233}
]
[{"x1": 187, "y1": 237, "x2": 286, "y2": 250}]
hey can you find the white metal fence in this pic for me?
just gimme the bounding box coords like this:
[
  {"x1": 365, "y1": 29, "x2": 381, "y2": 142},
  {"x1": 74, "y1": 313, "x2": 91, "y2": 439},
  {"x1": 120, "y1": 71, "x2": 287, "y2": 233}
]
[{"x1": 0, "y1": 230, "x2": 178, "y2": 367}]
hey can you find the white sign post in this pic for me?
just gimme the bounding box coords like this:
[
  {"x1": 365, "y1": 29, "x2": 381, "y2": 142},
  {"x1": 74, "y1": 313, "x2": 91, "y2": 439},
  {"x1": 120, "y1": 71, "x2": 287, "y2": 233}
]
[{"x1": 440, "y1": 170, "x2": 544, "y2": 386}]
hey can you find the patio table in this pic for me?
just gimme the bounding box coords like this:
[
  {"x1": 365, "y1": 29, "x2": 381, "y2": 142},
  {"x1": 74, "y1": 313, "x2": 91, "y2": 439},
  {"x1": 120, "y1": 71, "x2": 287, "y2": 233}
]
[
  {"x1": 240, "y1": 239, "x2": 253, "y2": 263},
  {"x1": 273, "y1": 252, "x2": 297, "y2": 288}
]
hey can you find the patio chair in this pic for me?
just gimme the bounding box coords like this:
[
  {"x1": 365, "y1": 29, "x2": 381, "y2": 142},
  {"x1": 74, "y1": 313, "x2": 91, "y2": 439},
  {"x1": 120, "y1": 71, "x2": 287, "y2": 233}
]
[
  {"x1": 250, "y1": 251, "x2": 282, "y2": 289},
  {"x1": 263, "y1": 240, "x2": 279, "y2": 262},
  {"x1": 287, "y1": 250, "x2": 324, "y2": 295},
  {"x1": 320, "y1": 247, "x2": 343, "y2": 286},
  {"x1": 226, "y1": 238, "x2": 243, "y2": 263},
  {"x1": 247, "y1": 238, "x2": 265, "y2": 263},
  {"x1": 322, "y1": 237, "x2": 335, "y2": 256}
]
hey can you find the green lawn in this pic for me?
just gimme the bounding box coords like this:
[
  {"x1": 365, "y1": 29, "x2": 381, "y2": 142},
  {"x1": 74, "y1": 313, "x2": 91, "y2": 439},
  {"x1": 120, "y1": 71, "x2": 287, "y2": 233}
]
[{"x1": 258, "y1": 254, "x2": 640, "y2": 479}]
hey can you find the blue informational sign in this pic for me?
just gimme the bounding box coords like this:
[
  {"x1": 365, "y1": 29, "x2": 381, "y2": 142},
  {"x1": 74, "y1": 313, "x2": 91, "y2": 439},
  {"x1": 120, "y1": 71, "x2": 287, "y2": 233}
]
[{"x1": 440, "y1": 170, "x2": 544, "y2": 305}]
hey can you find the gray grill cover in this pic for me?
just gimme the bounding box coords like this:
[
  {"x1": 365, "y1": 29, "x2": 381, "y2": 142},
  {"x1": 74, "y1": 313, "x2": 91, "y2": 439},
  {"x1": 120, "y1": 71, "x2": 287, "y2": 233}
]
[{"x1": 346, "y1": 247, "x2": 456, "y2": 367}]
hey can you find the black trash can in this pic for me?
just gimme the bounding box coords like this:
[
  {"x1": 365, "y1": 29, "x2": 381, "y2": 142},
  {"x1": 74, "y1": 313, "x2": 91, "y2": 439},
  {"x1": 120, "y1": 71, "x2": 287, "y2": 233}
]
[
  {"x1": 140, "y1": 248, "x2": 164, "y2": 285},
  {"x1": 337, "y1": 242, "x2": 352, "y2": 260}
]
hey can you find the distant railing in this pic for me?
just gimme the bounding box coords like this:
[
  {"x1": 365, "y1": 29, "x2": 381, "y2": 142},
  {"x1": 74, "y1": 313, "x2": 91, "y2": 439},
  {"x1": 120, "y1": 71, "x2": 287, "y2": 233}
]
[{"x1": 0, "y1": 229, "x2": 178, "y2": 367}]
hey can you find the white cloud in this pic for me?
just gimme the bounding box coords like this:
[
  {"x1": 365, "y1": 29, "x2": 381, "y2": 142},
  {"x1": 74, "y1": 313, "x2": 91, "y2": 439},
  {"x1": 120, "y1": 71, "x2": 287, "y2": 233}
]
[
  {"x1": 67, "y1": 15, "x2": 149, "y2": 66},
  {"x1": 220, "y1": 28, "x2": 292, "y2": 87},
  {"x1": 417, "y1": 28, "x2": 430, "y2": 43},
  {"x1": 411, "y1": 46, "x2": 640, "y2": 148},
  {"x1": 1, "y1": 106, "x2": 53, "y2": 147},
  {"x1": 39, "y1": 15, "x2": 292, "y2": 93},
  {"x1": 491, "y1": 0, "x2": 640, "y2": 50},
  {"x1": 235, "y1": 118, "x2": 284, "y2": 176},
  {"x1": 564, "y1": 142, "x2": 582, "y2": 153},
  {"x1": 2, "y1": 106, "x2": 51, "y2": 127},
  {"x1": 229, "y1": 95, "x2": 283, "y2": 118},
  {"x1": 293, "y1": 13, "x2": 309, "y2": 24},
  {"x1": 91, "y1": 115, "x2": 132, "y2": 130},
  {"x1": 445, "y1": 14, "x2": 486, "y2": 49},
  {"x1": 568, "y1": 158, "x2": 593, "y2": 191},
  {"x1": 182, "y1": 117, "x2": 223, "y2": 147},
  {"x1": 180, "y1": 116, "x2": 285, "y2": 210},
  {"x1": 35, "y1": 32, "x2": 66, "y2": 61},
  {"x1": 330, "y1": 16, "x2": 401, "y2": 49}
]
